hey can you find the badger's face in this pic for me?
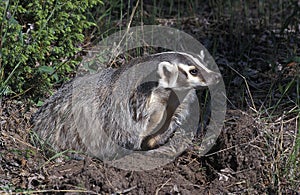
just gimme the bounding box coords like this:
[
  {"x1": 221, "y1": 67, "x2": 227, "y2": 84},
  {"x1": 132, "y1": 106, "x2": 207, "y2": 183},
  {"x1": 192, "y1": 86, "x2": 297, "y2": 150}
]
[{"x1": 156, "y1": 51, "x2": 221, "y2": 90}]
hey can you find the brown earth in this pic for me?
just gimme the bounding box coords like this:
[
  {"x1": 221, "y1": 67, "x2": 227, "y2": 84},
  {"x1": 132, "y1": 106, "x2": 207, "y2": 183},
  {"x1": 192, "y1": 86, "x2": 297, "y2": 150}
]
[{"x1": 0, "y1": 98, "x2": 298, "y2": 194}]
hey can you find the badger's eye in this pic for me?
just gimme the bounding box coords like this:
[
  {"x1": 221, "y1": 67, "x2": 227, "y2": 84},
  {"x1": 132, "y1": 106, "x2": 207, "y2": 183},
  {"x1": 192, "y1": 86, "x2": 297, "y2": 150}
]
[{"x1": 189, "y1": 69, "x2": 198, "y2": 76}]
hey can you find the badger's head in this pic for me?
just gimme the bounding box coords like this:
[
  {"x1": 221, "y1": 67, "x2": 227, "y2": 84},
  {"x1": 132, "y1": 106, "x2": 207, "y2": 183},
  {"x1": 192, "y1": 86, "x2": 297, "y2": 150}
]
[{"x1": 156, "y1": 51, "x2": 221, "y2": 90}]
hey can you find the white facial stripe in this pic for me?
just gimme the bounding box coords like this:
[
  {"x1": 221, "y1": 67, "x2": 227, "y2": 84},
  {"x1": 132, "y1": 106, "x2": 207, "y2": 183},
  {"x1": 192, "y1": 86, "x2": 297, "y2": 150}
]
[
  {"x1": 178, "y1": 63, "x2": 205, "y2": 85},
  {"x1": 177, "y1": 52, "x2": 212, "y2": 73},
  {"x1": 156, "y1": 51, "x2": 213, "y2": 73},
  {"x1": 177, "y1": 63, "x2": 191, "y2": 73}
]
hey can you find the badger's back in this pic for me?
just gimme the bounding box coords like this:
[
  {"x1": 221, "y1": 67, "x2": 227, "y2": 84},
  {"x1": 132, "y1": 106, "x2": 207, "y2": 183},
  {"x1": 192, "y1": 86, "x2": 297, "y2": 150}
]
[
  {"x1": 32, "y1": 69, "x2": 122, "y2": 156},
  {"x1": 32, "y1": 66, "x2": 159, "y2": 160}
]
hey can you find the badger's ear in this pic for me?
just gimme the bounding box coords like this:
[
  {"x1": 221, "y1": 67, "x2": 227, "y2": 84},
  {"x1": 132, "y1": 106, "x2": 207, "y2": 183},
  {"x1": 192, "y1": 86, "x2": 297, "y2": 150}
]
[{"x1": 158, "y1": 61, "x2": 178, "y2": 88}]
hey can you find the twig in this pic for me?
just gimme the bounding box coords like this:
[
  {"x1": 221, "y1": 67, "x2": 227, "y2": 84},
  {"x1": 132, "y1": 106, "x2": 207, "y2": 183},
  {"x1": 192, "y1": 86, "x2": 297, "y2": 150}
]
[
  {"x1": 226, "y1": 63, "x2": 257, "y2": 112},
  {"x1": 204, "y1": 139, "x2": 259, "y2": 157},
  {"x1": 113, "y1": 185, "x2": 137, "y2": 195},
  {"x1": 155, "y1": 178, "x2": 171, "y2": 195},
  {"x1": 1, "y1": 131, "x2": 38, "y2": 150},
  {"x1": 109, "y1": 0, "x2": 140, "y2": 65}
]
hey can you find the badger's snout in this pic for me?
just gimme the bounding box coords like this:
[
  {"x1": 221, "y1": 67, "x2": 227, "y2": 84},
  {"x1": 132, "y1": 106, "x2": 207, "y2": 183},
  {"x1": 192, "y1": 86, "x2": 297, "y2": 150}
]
[{"x1": 206, "y1": 71, "x2": 221, "y2": 86}]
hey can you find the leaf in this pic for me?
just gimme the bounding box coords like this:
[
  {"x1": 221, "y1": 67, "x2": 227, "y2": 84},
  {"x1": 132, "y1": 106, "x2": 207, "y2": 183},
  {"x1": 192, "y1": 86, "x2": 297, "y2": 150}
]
[
  {"x1": 52, "y1": 73, "x2": 59, "y2": 81},
  {"x1": 36, "y1": 100, "x2": 44, "y2": 107},
  {"x1": 38, "y1": 66, "x2": 55, "y2": 74},
  {"x1": 293, "y1": 56, "x2": 300, "y2": 63}
]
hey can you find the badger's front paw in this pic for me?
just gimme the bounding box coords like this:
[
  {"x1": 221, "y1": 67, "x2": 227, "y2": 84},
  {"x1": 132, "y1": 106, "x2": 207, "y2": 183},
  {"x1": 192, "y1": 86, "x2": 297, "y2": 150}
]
[{"x1": 140, "y1": 135, "x2": 161, "y2": 150}]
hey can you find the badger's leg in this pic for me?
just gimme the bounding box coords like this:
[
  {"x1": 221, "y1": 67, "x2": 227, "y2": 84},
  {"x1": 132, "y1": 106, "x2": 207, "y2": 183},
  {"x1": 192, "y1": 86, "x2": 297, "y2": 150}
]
[
  {"x1": 139, "y1": 88, "x2": 171, "y2": 139},
  {"x1": 141, "y1": 119, "x2": 177, "y2": 150},
  {"x1": 141, "y1": 90, "x2": 196, "y2": 150}
]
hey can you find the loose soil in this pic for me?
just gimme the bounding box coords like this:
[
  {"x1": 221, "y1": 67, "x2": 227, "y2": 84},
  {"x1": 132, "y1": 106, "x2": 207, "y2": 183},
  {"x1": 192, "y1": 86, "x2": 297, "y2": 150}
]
[{"x1": 0, "y1": 99, "x2": 298, "y2": 194}]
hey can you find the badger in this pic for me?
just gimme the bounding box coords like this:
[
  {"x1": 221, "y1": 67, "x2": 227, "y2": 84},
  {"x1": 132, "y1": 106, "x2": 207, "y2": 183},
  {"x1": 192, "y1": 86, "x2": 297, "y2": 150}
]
[{"x1": 32, "y1": 51, "x2": 221, "y2": 164}]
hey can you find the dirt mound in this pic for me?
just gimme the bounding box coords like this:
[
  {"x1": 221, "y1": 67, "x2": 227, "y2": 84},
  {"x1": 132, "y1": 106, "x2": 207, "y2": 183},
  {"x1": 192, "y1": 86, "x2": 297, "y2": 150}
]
[{"x1": 1, "y1": 100, "x2": 297, "y2": 194}]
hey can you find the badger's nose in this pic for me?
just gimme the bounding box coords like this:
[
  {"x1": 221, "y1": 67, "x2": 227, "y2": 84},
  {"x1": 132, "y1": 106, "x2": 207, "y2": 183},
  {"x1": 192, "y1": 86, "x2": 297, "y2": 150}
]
[
  {"x1": 213, "y1": 72, "x2": 221, "y2": 84},
  {"x1": 205, "y1": 71, "x2": 221, "y2": 86}
]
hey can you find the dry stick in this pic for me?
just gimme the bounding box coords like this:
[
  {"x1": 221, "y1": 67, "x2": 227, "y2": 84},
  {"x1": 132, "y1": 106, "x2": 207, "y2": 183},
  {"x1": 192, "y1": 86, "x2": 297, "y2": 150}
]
[
  {"x1": 274, "y1": 115, "x2": 298, "y2": 125},
  {"x1": 113, "y1": 185, "x2": 137, "y2": 195},
  {"x1": 104, "y1": 170, "x2": 114, "y2": 191},
  {"x1": 203, "y1": 139, "x2": 260, "y2": 157},
  {"x1": 1, "y1": 131, "x2": 38, "y2": 150},
  {"x1": 277, "y1": 115, "x2": 285, "y2": 194},
  {"x1": 155, "y1": 178, "x2": 172, "y2": 195},
  {"x1": 226, "y1": 63, "x2": 257, "y2": 112},
  {"x1": 11, "y1": 86, "x2": 33, "y2": 99},
  {"x1": 291, "y1": 114, "x2": 298, "y2": 155},
  {"x1": 225, "y1": 180, "x2": 247, "y2": 189},
  {"x1": 109, "y1": 0, "x2": 140, "y2": 65},
  {"x1": 99, "y1": 0, "x2": 143, "y2": 118}
]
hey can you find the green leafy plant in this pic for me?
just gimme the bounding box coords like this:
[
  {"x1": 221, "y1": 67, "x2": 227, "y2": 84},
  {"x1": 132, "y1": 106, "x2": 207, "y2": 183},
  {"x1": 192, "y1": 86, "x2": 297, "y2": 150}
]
[{"x1": 0, "y1": 0, "x2": 103, "y2": 99}]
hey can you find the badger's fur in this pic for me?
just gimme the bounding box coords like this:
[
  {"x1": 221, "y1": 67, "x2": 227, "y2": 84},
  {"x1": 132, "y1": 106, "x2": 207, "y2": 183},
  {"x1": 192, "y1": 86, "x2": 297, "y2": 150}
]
[{"x1": 32, "y1": 52, "x2": 221, "y2": 161}]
